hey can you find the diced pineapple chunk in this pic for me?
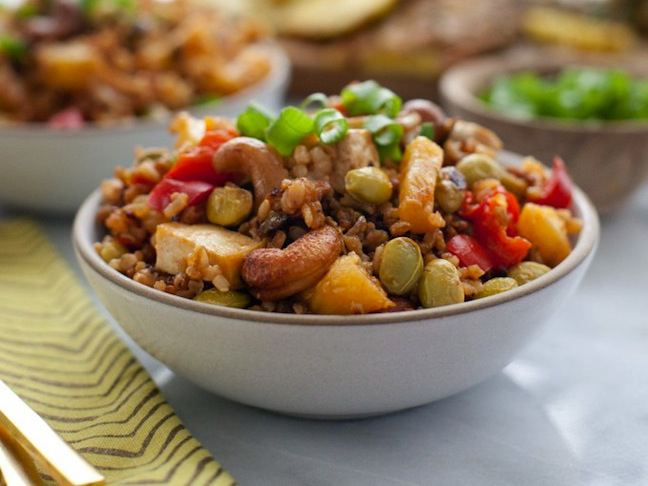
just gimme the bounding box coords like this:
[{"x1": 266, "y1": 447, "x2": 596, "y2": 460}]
[
  {"x1": 517, "y1": 203, "x2": 571, "y2": 267},
  {"x1": 399, "y1": 137, "x2": 446, "y2": 233},
  {"x1": 36, "y1": 42, "x2": 101, "y2": 90},
  {"x1": 304, "y1": 253, "x2": 394, "y2": 315},
  {"x1": 154, "y1": 223, "x2": 264, "y2": 288}
]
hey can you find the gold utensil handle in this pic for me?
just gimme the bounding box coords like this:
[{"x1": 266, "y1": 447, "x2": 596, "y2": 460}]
[
  {"x1": 0, "y1": 381, "x2": 104, "y2": 486},
  {"x1": 0, "y1": 426, "x2": 43, "y2": 486}
]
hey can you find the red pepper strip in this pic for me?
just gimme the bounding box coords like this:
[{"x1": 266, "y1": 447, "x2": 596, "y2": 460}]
[
  {"x1": 149, "y1": 128, "x2": 238, "y2": 212},
  {"x1": 447, "y1": 234, "x2": 495, "y2": 273},
  {"x1": 527, "y1": 156, "x2": 573, "y2": 209},
  {"x1": 470, "y1": 193, "x2": 531, "y2": 268},
  {"x1": 331, "y1": 98, "x2": 349, "y2": 117},
  {"x1": 199, "y1": 128, "x2": 239, "y2": 150},
  {"x1": 148, "y1": 179, "x2": 214, "y2": 213},
  {"x1": 48, "y1": 108, "x2": 85, "y2": 130},
  {"x1": 164, "y1": 146, "x2": 230, "y2": 185},
  {"x1": 164, "y1": 129, "x2": 238, "y2": 185}
]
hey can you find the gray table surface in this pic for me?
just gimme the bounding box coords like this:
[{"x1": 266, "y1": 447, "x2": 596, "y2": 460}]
[{"x1": 1, "y1": 182, "x2": 647, "y2": 486}]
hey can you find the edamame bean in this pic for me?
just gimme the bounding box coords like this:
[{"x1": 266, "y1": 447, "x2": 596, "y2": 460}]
[
  {"x1": 345, "y1": 167, "x2": 393, "y2": 205},
  {"x1": 475, "y1": 277, "x2": 518, "y2": 299},
  {"x1": 435, "y1": 166, "x2": 466, "y2": 213},
  {"x1": 379, "y1": 237, "x2": 423, "y2": 295},
  {"x1": 456, "y1": 153, "x2": 527, "y2": 197},
  {"x1": 507, "y1": 261, "x2": 551, "y2": 285},
  {"x1": 194, "y1": 289, "x2": 251, "y2": 308},
  {"x1": 418, "y1": 259, "x2": 464, "y2": 308},
  {"x1": 207, "y1": 187, "x2": 253, "y2": 227},
  {"x1": 99, "y1": 240, "x2": 127, "y2": 263}
]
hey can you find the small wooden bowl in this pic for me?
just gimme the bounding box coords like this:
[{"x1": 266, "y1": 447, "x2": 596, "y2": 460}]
[{"x1": 439, "y1": 48, "x2": 648, "y2": 213}]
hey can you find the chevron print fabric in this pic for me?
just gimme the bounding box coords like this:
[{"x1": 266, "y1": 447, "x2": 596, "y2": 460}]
[{"x1": 0, "y1": 220, "x2": 235, "y2": 486}]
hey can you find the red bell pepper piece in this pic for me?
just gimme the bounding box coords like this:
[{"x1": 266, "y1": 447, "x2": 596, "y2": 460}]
[
  {"x1": 148, "y1": 179, "x2": 214, "y2": 213},
  {"x1": 199, "y1": 127, "x2": 239, "y2": 150},
  {"x1": 164, "y1": 146, "x2": 230, "y2": 185},
  {"x1": 149, "y1": 128, "x2": 239, "y2": 211},
  {"x1": 164, "y1": 129, "x2": 238, "y2": 185},
  {"x1": 447, "y1": 234, "x2": 495, "y2": 273},
  {"x1": 527, "y1": 156, "x2": 573, "y2": 209},
  {"x1": 48, "y1": 108, "x2": 85, "y2": 130},
  {"x1": 461, "y1": 186, "x2": 531, "y2": 268}
]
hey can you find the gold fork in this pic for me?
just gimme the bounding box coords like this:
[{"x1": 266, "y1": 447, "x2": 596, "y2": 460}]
[{"x1": 0, "y1": 380, "x2": 104, "y2": 486}]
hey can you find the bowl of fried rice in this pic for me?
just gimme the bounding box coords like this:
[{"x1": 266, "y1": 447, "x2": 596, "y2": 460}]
[
  {"x1": 0, "y1": 0, "x2": 290, "y2": 213},
  {"x1": 73, "y1": 81, "x2": 599, "y2": 417}
]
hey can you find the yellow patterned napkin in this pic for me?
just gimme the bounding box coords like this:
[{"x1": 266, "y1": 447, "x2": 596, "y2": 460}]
[{"x1": 0, "y1": 220, "x2": 235, "y2": 485}]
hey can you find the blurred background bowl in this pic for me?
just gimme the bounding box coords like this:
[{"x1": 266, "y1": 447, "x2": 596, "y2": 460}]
[
  {"x1": 439, "y1": 49, "x2": 648, "y2": 213},
  {"x1": 0, "y1": 43, "x2": 290, "y2": 215}
]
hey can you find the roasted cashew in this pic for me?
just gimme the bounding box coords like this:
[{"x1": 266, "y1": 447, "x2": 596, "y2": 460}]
[
  {"x1": 444, "y1": 120, "x2": 503, "y2": 164},
  {"x1": 212, "y1": 137, "x2": 289, "y2": 209},
  {"x1": 241, "y1": 225, "x2": 343, "y2": 301}
]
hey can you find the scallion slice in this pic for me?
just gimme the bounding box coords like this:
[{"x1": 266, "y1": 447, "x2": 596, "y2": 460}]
[
  {"x1": 300, "y1": 92, "x2": 330, "y2": 112},
  {"x1": 0, "y1": 35, "x2": 26, "y2": 60},
  {"x1": 419, "y1": 122, "x2": 436, "y2": 141},
  {"x1": 265, "y1": 107, "x2": 314, "y2": 155},
  {"x1": 341, "y1": 81, "x2": 402, "y2": 118},
  {"x1": 314, "y1": 109, "x2": 348, "y2": 144},
  {"x1": 378, "y1": 143, "x2": 402, "y2": 163},
  {"x1": 236, "y1": 103, "x2": 274, "y2": 141},
  {"x1": 364, "y1": 115, "x2": 404, "y2": 146}
]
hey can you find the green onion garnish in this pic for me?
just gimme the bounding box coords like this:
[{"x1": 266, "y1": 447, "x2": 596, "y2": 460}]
[
  {"x1": 16, "y1": 4, "x2": 38, "y2": 18},
  {"x1": 419, "y1": 122, "x2": 436, "y2": 141},
  {"x1": 237, "y1": 103, "x2": 274, "y2": 141},
  {"x1": 0, "y1": 35, "x2": 27, "y2": 60},
  {"x1": 192, "y1": 94, "x2": 221, "y2": 107},
  {"x1": 340, "y1": 80, "x2": 402, "y2": 118},
  {"x1": 265, "y1": 107, "x2": 315, "y2": 156},
  {"x1": 314, "y1": 108, "x2": 348, "y2": 144},
  {"x1": 377, "y1": 142, "x2": 402, "y2": 163},
  {"x1": 80, "y1": 0, "x2": 137, "y2": 17},
  {"x1": 364, "y1": 114, "x2": 404, "y2": 146},
  {"x1": 299, "y1": 92, "x2": 330, "y2": 112}
]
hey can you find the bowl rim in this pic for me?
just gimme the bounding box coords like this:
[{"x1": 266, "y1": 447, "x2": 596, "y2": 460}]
[
  {"x1": 439, "y1": 52, "x2": 648, "y2": 134},
  {"x1": 73, "y1": 151, "x2": 600, "y2": 327},
  {"x1": 0, "y1": 41, "x2": 290, "y2": 137}
]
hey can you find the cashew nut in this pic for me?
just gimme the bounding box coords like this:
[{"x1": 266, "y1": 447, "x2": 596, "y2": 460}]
[
  {"x1": 444, "y1": 120, "x2": 503, "y2": 164},
  {"x1": 212, "y1": 137, "x2": 289, "y2": 209},
  {"x1": 241, "y1": 225, "x2": 343, "y2": 301}
]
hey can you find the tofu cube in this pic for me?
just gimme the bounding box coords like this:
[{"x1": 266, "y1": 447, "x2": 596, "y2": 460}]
[{"x1": 154, "y1": 223, "x2": 264, "y2": 289}]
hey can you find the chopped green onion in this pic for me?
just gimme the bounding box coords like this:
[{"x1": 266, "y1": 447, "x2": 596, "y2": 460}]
[
  {"x1": 192, "y1": 94, "x2": 221, "y2": 106},
  {"x1": 364, "y1": 114, "x2": 404, "y2": 146},
  {"x1": 0, "y1": 35, "x2": 26, "y2": 60},
  {"x1": 340, "y1": 80, "x2": 402, "y2": 118},
  {"x1": 299, "y1": 92, "x2": 330, "y2": 112},
  {"x1": 419, "y1": 122, "x2": 435, "y2": 141},
  {"x1": 237, "y1": 103, "x2": 274, "y2": 141},
  {"x1": 80, "y1": 0, "x2": 137, "y2": 17},
  {"x1": 314, "y1": 108, "x2": 348, "y2": 144},
  {"x1": 16, "y1": 4, "x2": 38, "y2": 18},
  {"x1": 480, "y1": 67, "x2": 648, "y2": 122},
  {"x1": 378, "y1": 142, "x2": 402, "y2": 163},
  {"x1": 265, "y1": 107, "x2": 314, "y2": 155}
]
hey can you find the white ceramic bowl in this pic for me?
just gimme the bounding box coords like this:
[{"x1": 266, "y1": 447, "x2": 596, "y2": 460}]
[
  {"x1": 73, "y1": 155, "x2": 599, "y2": 418},
  {"x1": 0, "y1": 43, "x2": 290, "y2": 215}
]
